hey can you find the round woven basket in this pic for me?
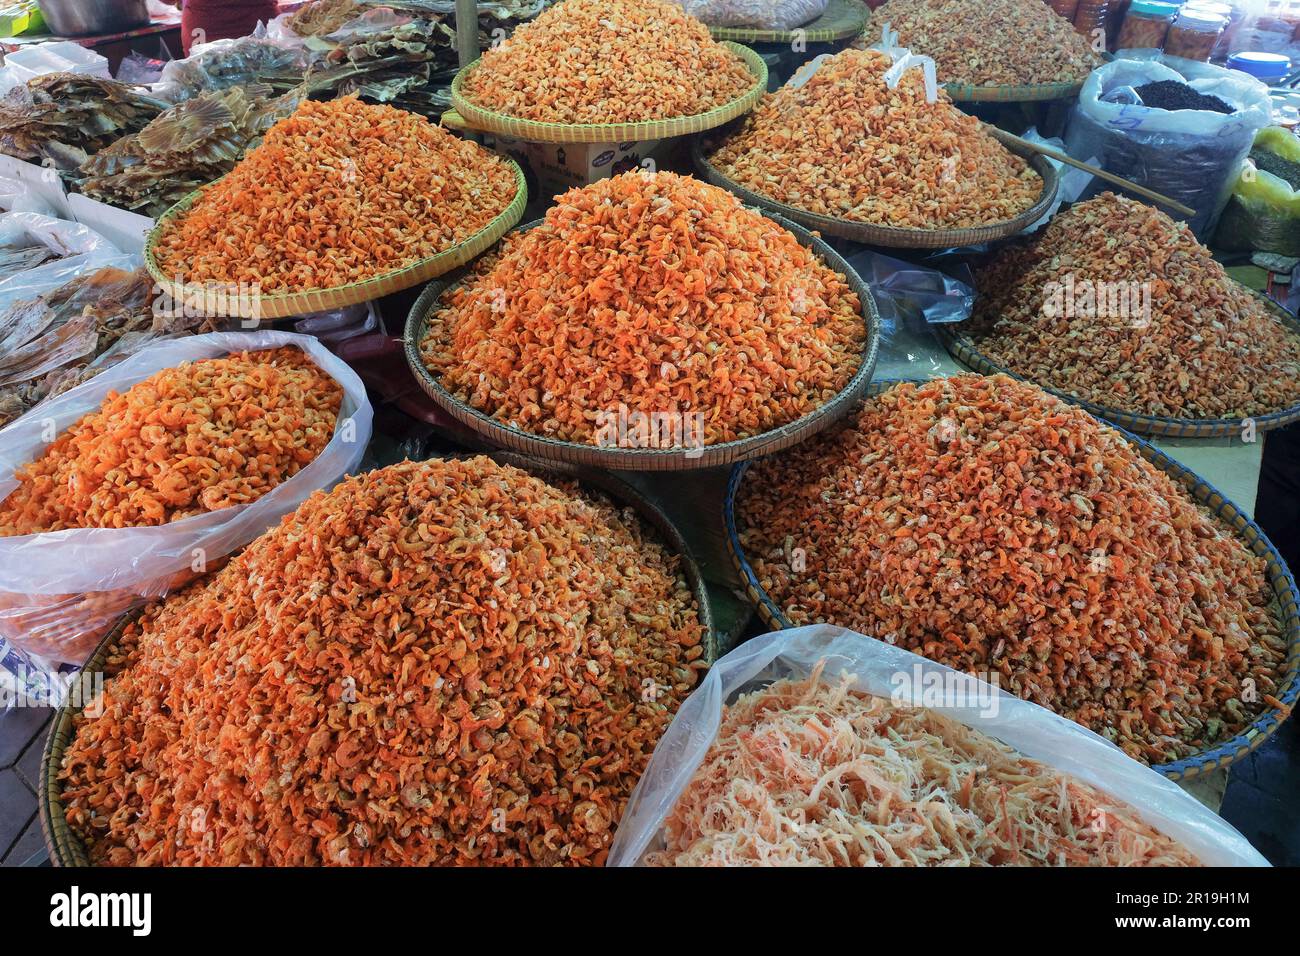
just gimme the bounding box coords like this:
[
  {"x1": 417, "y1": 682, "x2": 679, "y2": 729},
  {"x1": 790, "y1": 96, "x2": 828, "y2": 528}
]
[
  {"x1": 143, "y1": 161, "x2": 528, "y2": 322},
  {"x1": 939, "y1": 288, "x2": 1300, "y2": 439},
  {"x1": 692, "y1": 127, "x2": 1059, "y2": 248},
  {"x1": 722, "y1": 379, "x2": 1300, "y2": 781},
  {"x1": 39, "y1": 449, "x2": 717, "y2": 867},
  {"x1": 404, "y1": 212, "x2": 882, "y2": 472},
  {"x1": 449, "y1": 42, "x2": 767, "y2": 145},
  {"x1": 705, "y1": 0, "x2": 867, "y2": 43}
]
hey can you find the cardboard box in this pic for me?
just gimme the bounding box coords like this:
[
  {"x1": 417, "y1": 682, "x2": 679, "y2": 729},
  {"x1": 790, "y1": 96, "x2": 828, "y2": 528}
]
[
  {"x1": 481, "y1": 134, "x2": 670, "y2": 202},
  {"x1": 67, "y1": 193, "x2": 154, "y2": 255}
]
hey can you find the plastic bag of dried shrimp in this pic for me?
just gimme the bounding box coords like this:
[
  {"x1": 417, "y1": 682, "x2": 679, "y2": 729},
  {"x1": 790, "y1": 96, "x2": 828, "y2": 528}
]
[
  {"x1": 669, "y1": 0, "x2": 827, "y2": 31},
  {"x1": 0, "y1": 329, "x2": 372, "y2": 673},
  {"x1": 609, "y1": 625, "x2": 1268, "y2": 867}
]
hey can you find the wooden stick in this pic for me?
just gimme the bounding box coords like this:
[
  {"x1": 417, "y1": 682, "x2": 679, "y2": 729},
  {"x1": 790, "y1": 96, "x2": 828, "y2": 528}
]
[
  {"x1": 455, "y1": 0, "x2": 479, "y2": 69},
  {"x1": 991, "y1": 127, "x2": 1197, "y2": 217}
]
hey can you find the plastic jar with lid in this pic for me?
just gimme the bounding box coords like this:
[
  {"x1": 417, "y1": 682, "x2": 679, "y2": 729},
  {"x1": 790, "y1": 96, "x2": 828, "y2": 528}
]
[
  {"x1": 1048, "y1": 0, "x2": 1081, "y2": 23},
  {"x1": 1116, "y1": 0, "x2": 1179, "y2": 49},
  {"x1": 1227, "y1": 51, "x2": 1293, "y2": 85},
  {"x1": 1074, "y1": 0, "x2": 1111, "y2": 38},
  {"x1": 1165, "y1": 9, "x2": 1228, "y2": 61}
]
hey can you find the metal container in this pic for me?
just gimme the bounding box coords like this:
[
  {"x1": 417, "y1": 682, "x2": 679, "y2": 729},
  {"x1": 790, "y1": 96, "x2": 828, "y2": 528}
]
[{"x1": 36, "y1": 0, "x2": 149, "y2": 37}]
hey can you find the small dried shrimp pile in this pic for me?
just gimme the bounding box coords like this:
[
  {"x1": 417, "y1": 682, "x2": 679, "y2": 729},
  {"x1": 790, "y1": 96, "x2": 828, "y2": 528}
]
[
  {"x1": 59, "y1": 456, "x2": 707, "y2": 865},
  {"x1": 736, "y1": 375, "x2": 1289, "y2": 763}
]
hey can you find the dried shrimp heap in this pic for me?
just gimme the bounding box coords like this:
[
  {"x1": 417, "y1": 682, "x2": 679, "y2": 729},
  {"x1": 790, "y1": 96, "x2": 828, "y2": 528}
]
[
  {"x1": 707, "y1": 49, "x2": 1042, "y2": 229},
  {"x1": 59, "y1": 456, "x2": 706, "y2": 865},
  {"x1": 736, "y1": 375, "x2": 1289, "y2": 763},
  {"x1": 458, "y1": 0, "x2": 756, "y2": 124},
  {"x1": 860, "y1": 0, "x2": 1101, "y2": 88},
  {"x1": 0, "y1": 348, "x2": 340, "y2": 535},
  {"x1": 964, "y1": 193, "x2": 1300, "y2": 421},
  {"x1": 150, "y1": 96, "x2": 518, "y2": 294},
  {"x1": 419, "y1": 170, "x2": 866, "y2": 447},
  {"x1": 647, "y1": 669, "x2": 1201, "y2": 866}
]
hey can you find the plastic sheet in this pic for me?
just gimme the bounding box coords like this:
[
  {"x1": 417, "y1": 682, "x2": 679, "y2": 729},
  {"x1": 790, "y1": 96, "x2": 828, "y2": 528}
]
[
  {"x1": 1065, "y1": 53, "x2": 1274, "y2": 238},
  {"x1": 0, "y1": 212, "x2": 129, "y2": 313},
  {"x1": 1215, "y1": 127, "x2": 1300, "y2": 257},
  {"x1": 0, "y1": 330, "x2": 374, "y2": 669},
  {"x1": 608, "y1": 625, "x2": 1270, "y2": 867},
  {"x1": 669, "y1": 0, "x2": 827, "y2": 31}
]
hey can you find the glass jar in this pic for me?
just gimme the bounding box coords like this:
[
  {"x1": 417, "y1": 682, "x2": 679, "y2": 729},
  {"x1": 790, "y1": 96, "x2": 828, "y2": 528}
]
[
  {"x1": 1165, "y1": 9, "x2": 1228, "y2": 61},
  {"x1": 1075, "y1": 0, "x2": 1112, "y2": 39},
  {"x1": 1048, "y1": 0, "x2": 1081, "y2": 23},
  {"x1": 1116, "y1": 0, "x2": 1179, "y2": 49}
]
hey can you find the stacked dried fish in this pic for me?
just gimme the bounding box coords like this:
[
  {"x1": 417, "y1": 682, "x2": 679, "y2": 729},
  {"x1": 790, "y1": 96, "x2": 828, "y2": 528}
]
[
  {"x1": 0, "y1": 267, "x2": 217, "y2": 429},
  {"x1": 0, "y1": 244, "x2": 56, "y2": 282},
  {"x1": 0, "y1": 74, "x2": 168, "y2": 171},
  {"x1": 157, "y1": 38, "x2": 312, "y2": 103},
  {"x1": 285, "y1": 0, "x2": 365, "y2": 35},
  {"x1": 77, "y1": 88, "x2": 299, "y2": 217}
]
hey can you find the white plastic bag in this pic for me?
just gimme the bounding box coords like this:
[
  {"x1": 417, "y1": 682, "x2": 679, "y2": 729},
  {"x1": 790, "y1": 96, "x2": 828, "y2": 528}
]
[
  {"x1": 1065, "y1": 54, "x2": 1274, "y2": 237},
  {"x1": 0, "y1": 330, "x2": 374, "y2": 666},
  {"x1": 670, "y1": 0, "x2": 828, "y2": 32},
  {"x1": 609, "y1": 625, "x2": 1268, "y2": 867}
]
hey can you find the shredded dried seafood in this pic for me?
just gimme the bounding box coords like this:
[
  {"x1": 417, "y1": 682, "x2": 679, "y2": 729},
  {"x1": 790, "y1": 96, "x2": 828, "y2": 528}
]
[
  {"x1": 963, "y1": 193, "x2": 1300, "y2": 421},
  {"x1": 77, "y1": 87, "x2": 298, "y2": 217},
  {"x1": 150, "y1": 96, "x2": 519, "y2": 294},
  {"x1": 285, "y1": 0, "x2": 365, "y2": 35},
  {"x1": 736, "y1": 375, "x2": 1289, "y2": 763},
  {"x1": 156, "y1": 37, "x2": 311, "y2": 103},
  {"x1": 859, "y1": 0, "x2": 1101, "y2": 88},
  {"x1": 419, "y1": 170, "x2": 865, "y2": 447},
  {"x1": 459, "y1": 0, "x2": 755, "y2": 124},
  {"x1": 0, "y1": 243, "x2": 56, "y2": 281},
  {"x1": 0, "y1": 73, "x2": 168, "y2": 171},
  {"x1": 0, "y1": 347, "x2": 340, "y2": 535},
  {"x1": 647, "y1": 668, "x2": 1201, "y2": 866},
  {"x1": 58, "y1": 455, "x2": 706, "y2": 865},
  {"x1": 707, "y1": 49, "x2": 1042, "y2": 229},
  {"x1": 0, "y1": 267, "x2": 215, "y2": 429}
]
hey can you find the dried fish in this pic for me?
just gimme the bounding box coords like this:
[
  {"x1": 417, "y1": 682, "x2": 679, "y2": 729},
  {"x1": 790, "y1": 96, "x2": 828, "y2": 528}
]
[
  {"x1": 78, "y1": 87, "x2": 300, "y2": 217},
  {"x1": 0, "y1": 73, "x2": 168, "y2": 171}
]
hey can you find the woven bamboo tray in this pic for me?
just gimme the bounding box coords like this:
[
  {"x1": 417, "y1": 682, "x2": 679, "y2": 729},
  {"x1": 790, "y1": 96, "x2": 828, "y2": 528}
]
[
  {"x1": 722, "y1": 379, "x2": 1300, "y2": 781},
  {"x1": 939, "y1": 288, "x2": 1300, "y2": 439},
  {"x1": 143, "y1": 161, "x2": 528, "y2": 322},
  {"x1": 692, "y1": 127, "x2": 1059, "y2": 248},
  {"x1": 39, "y1": 450, "x2": 717, "y2": 867},
  {"x1": 943, "y1": 78, "x2": 1086, "y2": 103},
  {"x1": 404, "y1": 212, "x2": 881, "y2": 471},
  {"x1": 705, "y1": 0, "x2": 866, "y2": 43},
  {"x1": 449, "y1": 42, "x2": 767, "y2": 145}
]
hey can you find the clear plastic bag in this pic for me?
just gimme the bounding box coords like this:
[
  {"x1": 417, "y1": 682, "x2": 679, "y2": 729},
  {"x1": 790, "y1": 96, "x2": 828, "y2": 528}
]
[
  {"x1": 609, "y1": 625, "x2": 1269, "y2": 867},
  {"x1": 669, "y1": 0, "x2": 828, "y2": 31},
  {"x1": 0, "y1": 330, "x2": 374, "y2": 668},
  {"x1": 1064, "y1": 53, "x2": 1274, "y2": 238}
]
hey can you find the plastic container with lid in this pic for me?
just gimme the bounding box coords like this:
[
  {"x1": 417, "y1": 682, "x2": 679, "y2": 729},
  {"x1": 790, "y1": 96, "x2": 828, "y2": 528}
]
[
  {"x1": 1047, "y1": 0, "x2": 1081, "y2": 23},
  {"x1": 1228, "y1": 51, "x2": 1293, "y2": 84},
  {"x1": 1116, "y1": 0, "x2": 1179, "y2": 50},
  {"x1": 1165, "y1": 9, "x2": 1228, "y2": 61},
  {"x1": 1074, "y1": 0, "x2": 1111, "y2": 39}
]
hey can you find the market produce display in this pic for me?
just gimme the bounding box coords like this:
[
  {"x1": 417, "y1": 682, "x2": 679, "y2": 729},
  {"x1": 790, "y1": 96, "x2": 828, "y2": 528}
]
[
  {"x1": 419, "y1": 170, "x2": 866, "y2": 447},
  {"x1": 646, "y1": 667, "x2": 1200, "y2": 866},
  {"x1": 0, "y1": 73, "x2": 168, "y2": 171},
  {"x1": 961, "y1": 193, "x2": 1300, "y2": 421},
  {"x1": 705, "y1": 49, "x2": 1043, "y2": 229},
  {"x1": 149, "y1": 96, "x2": 519, "y2": 295},
  {"x1": 457, "y1": 0, "x2": 757, "y2": 124},
  {"x1": 0, "y1": 267, "x2": 217, "y2": 429},
  {"x1": 57, "y1": 456, "x2": 707, "y2": 865},
  {"x1": 734, "y1": 375, "x2": 1289, "y2": 764},
  {"x1": 859, "y1": 0, "x2": 1101, "y2": 88},
  {"x1": 77, "y1": 87, "x2": 297, "y2": 218},
  {"x1": 0, "y1": 347, "x2": 341, "y2": 534}
]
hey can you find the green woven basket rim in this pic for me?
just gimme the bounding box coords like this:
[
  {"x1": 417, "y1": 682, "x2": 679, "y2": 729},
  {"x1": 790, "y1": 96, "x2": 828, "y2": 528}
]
[
  {"x1": 943, "y1": 78, "x2": 1086, "y2": 102},
  {"x1": 940, "y1": 286, "x2": 1300, "y2": 438},
  {"x1": 706, "y1": 0, "x2": 867, "y2": 43},
  {"x1": 143, "y1": 161, "x2": 528, "y2": 321},
  {"x1": 38, "y1": 450, "x2": 719, "y2": 867},
  {"x1": 449, "y1": 42, "x2": 767, "y2": 144},
  {"x1": 693, "y1": 127, "x2": 1059, "y2": 249},
  {"x1": 722, "y1": 377, "x2": 1300, "y2": 781},
  {"x1": 403, "y1": 212, "x2": 882, "y2": 471}
]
